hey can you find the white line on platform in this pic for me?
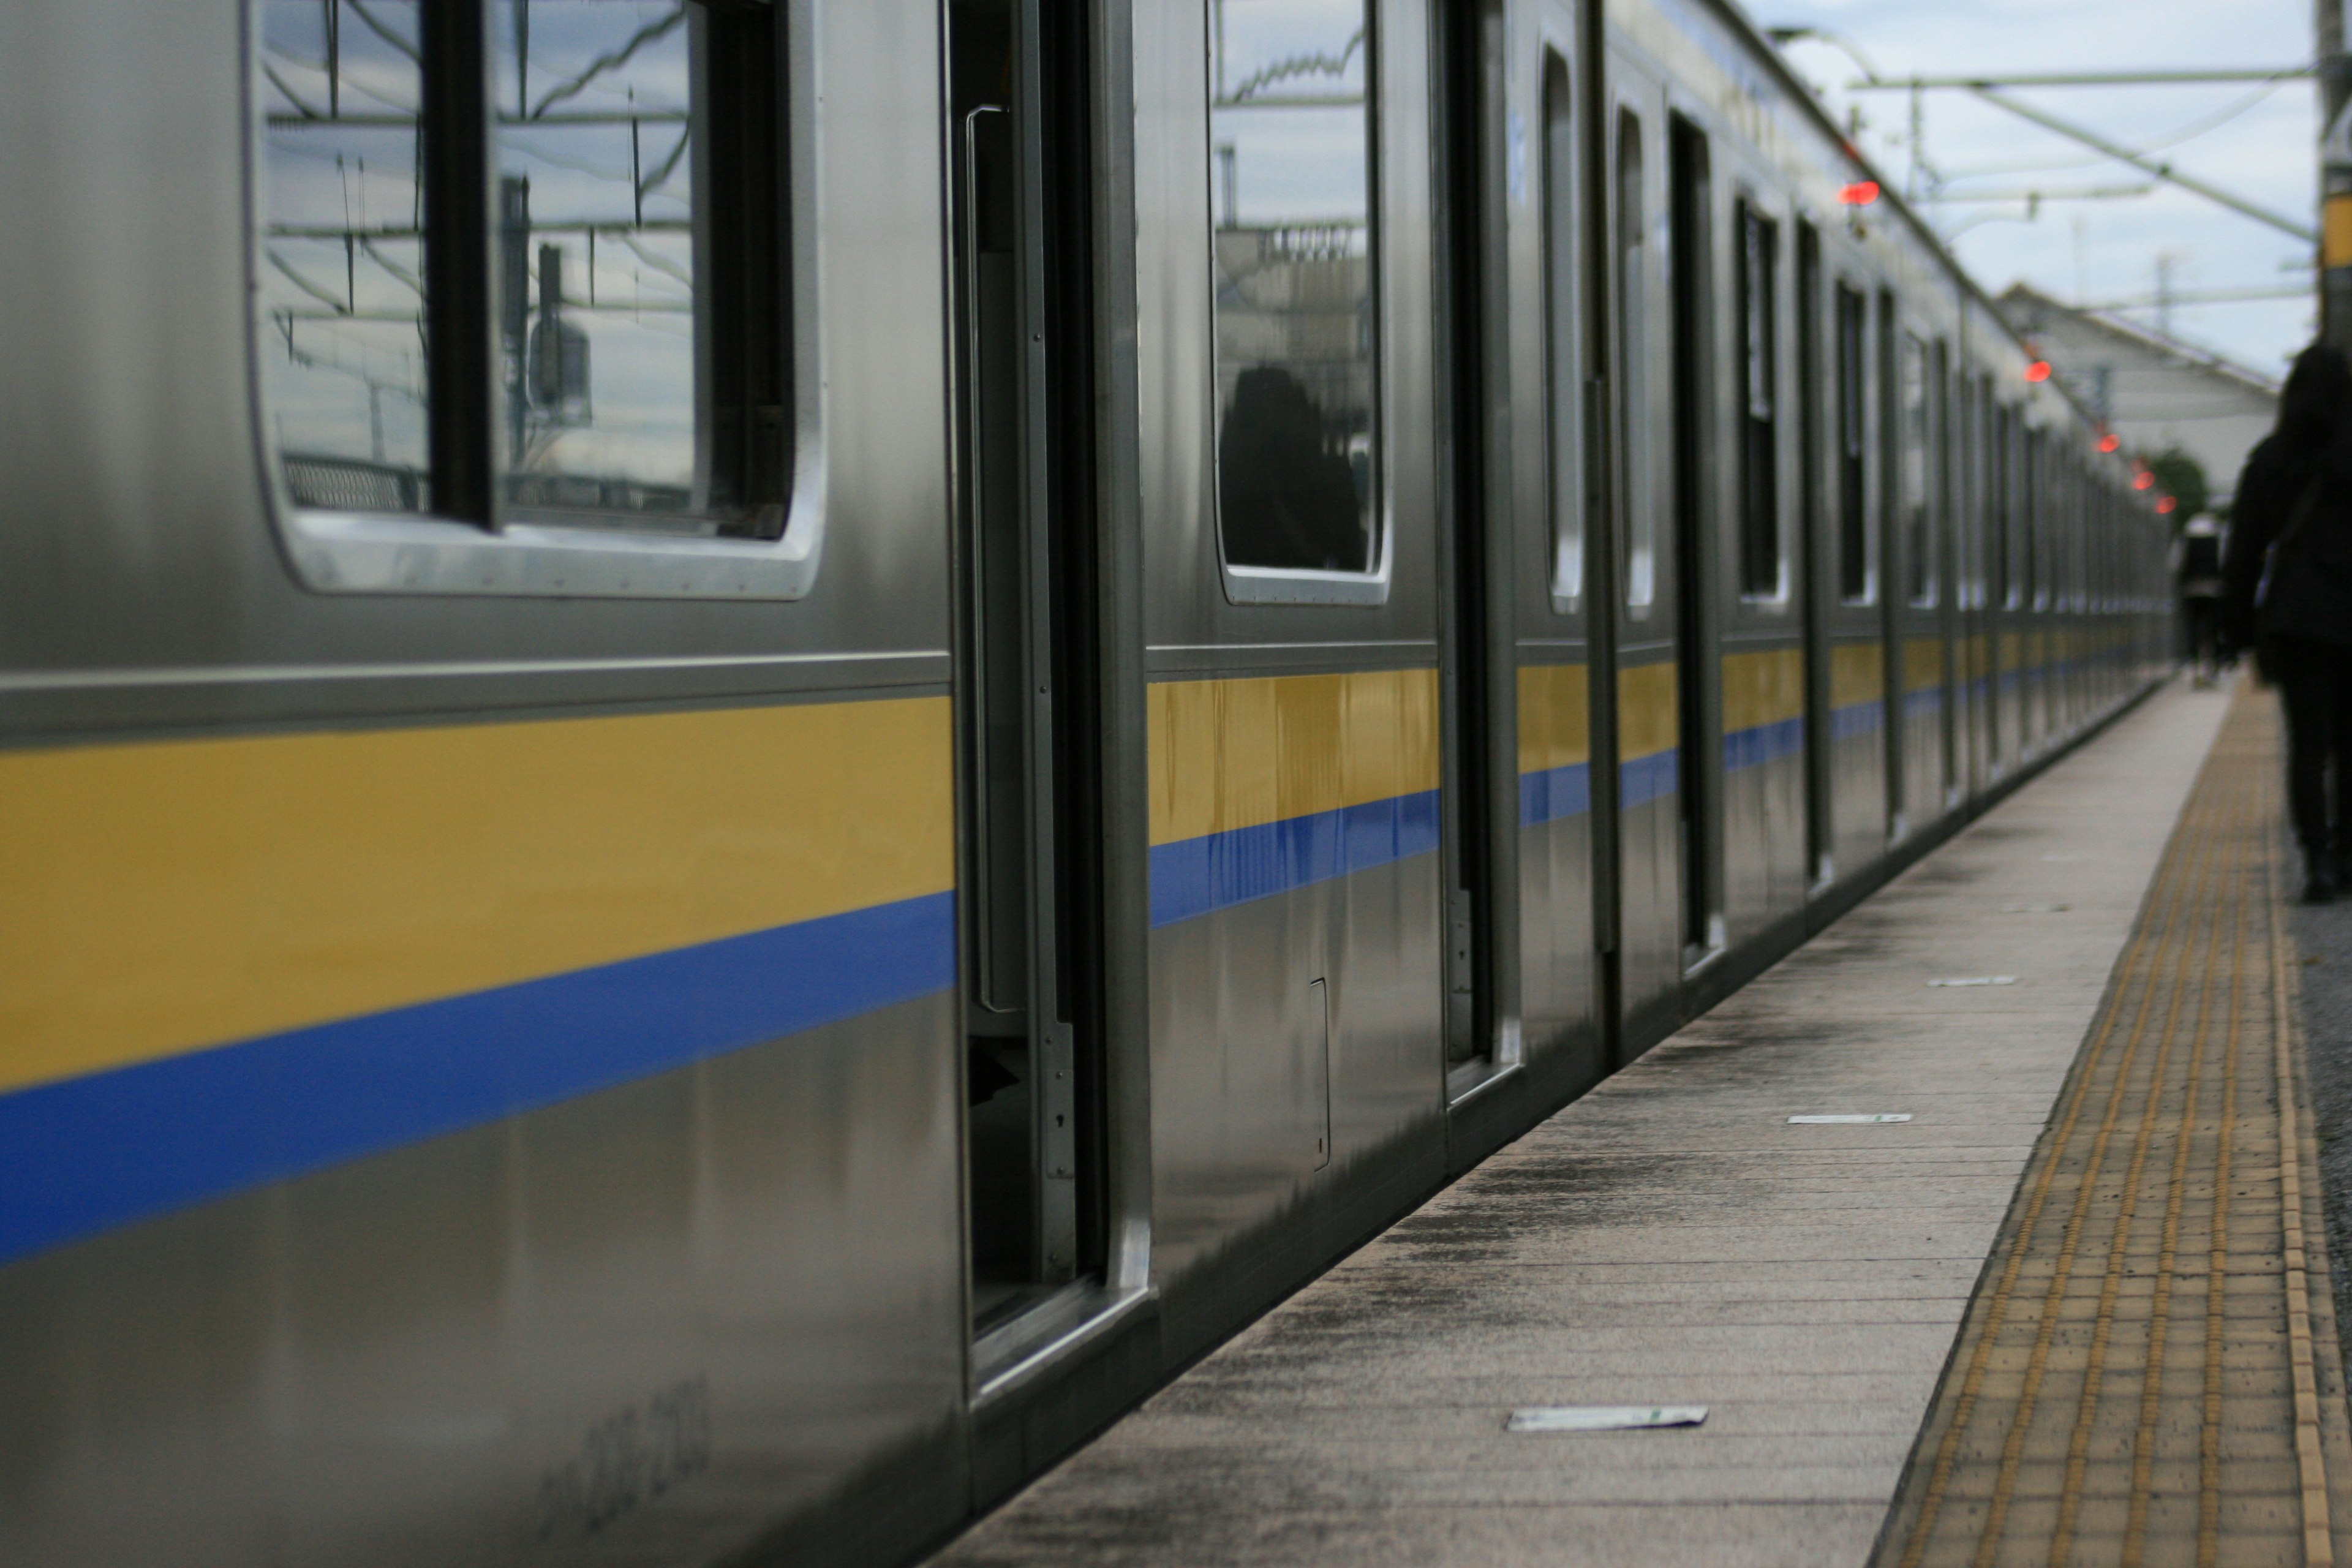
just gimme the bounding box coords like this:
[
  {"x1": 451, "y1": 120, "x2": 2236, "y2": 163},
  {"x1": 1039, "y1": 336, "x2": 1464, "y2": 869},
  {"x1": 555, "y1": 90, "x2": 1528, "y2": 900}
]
[
  {"x1": 1506, "y1": 1406, "x2": 1709, "y2": 1433},
  {"x1": 1789, "y1": 1114, "x2": 1913, "y2": 1124}
]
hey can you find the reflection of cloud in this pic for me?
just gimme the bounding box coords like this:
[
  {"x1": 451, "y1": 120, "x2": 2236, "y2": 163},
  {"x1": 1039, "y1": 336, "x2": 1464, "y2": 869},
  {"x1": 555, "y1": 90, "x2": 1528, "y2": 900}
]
[
  {"x1": 1212, "y1": 107, "x2": 1368, "y2": 227},
  {"x1": 1219, "y1": 0, "x2": 1369, "y2": 95}
]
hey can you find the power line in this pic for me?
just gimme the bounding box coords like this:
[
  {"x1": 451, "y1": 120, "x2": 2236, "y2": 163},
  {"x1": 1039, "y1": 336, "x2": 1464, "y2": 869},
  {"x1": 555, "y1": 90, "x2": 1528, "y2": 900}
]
[
  {"x1": 1966, "y1": 86, "x2": 2316, "y2": 241},
  {"x1": 1848, "y1": 67, "x2": 2312, "y2": 89}
]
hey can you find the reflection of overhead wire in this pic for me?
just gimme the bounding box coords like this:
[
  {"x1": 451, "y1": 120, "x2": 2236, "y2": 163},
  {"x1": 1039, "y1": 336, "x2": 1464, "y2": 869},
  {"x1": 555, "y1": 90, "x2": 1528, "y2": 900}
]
[
  {"x1": 612, "y1": 228, "x2": 692, "y2": 289},
  {"x1": 638, "y1": 126, "x2": 690, "y2": 203},
  {"x1": 359, "y1": 237, "x2": 421, "y2": 296},
  {"x1": 529, "y1": 10, "x2": 685, "y2": 119},
  {"x1": 264, "y1": 45, "x2": 418, "y2": 117},
  {"x1": 344, "y1": 0, "x2": 419, "y2": 64},
  {"x1": 1227, "y1": 27, "x2": 1366, "y2": 101},
  {"x1": 273, "y1": 326, "x2": 423, "y2": 405},
  {"x1": 265, "y1": 61, "x2": 325, "y2": 119},
  {"x1": 501, "y1": 132, "x2": 690, "y2": 213},
  {"x1": 268, "y1": 249, "x2": 353, "y2": 314}
]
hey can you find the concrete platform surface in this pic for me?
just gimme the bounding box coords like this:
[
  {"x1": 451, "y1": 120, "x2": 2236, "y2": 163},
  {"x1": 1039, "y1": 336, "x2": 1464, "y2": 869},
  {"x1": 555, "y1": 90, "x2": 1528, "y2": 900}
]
[{"x1": 930, "y1": 680, "x2": 2235, "y2": 1568}]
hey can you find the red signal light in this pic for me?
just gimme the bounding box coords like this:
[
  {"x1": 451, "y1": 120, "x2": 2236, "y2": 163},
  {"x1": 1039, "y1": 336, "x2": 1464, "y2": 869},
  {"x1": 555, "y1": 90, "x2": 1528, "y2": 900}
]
[
  {"x1": 2155, "y1": 496, "x2": 2177, "y2": 514},
  {"x1": 2097, "y1": 432, "x2": 2120, "y2": 453},
  {"x1": 2024, "y1": 361, "x2": 2052, "y2": 383},
  {"x1": 2133, "y1": 470, "x2": 2155, "y2": 491},
  {"x1": 1838, "y1": 181, "x2": 1880, "y2": 206}
]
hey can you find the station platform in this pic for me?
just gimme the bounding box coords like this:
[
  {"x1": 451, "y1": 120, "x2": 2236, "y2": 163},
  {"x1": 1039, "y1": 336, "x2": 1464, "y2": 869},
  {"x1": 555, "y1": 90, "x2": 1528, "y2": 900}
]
[{"x1": 930, "y1": 680, "x2": 2352, "y2": 1568}]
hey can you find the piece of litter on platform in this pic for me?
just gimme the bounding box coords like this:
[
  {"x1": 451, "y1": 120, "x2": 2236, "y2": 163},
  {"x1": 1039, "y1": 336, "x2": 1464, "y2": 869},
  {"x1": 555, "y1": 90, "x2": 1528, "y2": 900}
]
[
  {"x1": 1789, "y1": 1113, "x2": 1912, "y2": 1124},
  {"x1": 1507, "y1": 1406, "x2": 1708, "y2": 1433},
  {"x1": 2000, "y1": 903, "x2": 2070, "y2": 913},
  {"x1": 1928, "y1": 975, "x2": 2017, "y2": 987}
]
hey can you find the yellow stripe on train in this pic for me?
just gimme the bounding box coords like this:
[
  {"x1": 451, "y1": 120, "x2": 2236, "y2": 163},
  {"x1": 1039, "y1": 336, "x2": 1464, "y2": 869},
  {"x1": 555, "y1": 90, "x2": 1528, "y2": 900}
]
[
  {"x1": 0, "y1": 696, "x2": 955, "y2": 1098},
  {"x1": 1148, "y1": 669, "x2": 1442, "y2": 848}
]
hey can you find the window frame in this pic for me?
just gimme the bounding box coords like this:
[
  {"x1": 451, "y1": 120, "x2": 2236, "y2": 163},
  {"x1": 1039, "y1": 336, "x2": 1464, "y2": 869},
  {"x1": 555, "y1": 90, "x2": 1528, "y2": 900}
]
[
  {"x1": 1208, "y1": 0, "x2": 1392, "y2": 608},
  {"x1": 251, "y1": 0, "x2": 831, "y2": 601}
]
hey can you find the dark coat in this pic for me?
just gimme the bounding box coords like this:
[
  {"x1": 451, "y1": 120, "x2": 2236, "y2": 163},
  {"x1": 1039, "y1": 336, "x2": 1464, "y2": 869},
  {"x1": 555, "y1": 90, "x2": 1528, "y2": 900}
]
[{"x1": 2220, "y1": 424, "x2": 2352, "y2": 651}]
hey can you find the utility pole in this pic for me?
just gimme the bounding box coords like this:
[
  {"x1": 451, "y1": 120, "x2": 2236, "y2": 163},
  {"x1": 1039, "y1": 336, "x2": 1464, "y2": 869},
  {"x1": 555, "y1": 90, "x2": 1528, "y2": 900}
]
[{"x1": 2321, "y1": 0, "x2": 2352, "y2": 351}]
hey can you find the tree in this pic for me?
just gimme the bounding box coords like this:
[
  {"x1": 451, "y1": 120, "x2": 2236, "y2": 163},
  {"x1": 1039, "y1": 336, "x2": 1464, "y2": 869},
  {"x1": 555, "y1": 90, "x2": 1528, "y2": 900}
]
[{"x1": 2143, "y1": 446, "x2": 2210, "y2": 526}]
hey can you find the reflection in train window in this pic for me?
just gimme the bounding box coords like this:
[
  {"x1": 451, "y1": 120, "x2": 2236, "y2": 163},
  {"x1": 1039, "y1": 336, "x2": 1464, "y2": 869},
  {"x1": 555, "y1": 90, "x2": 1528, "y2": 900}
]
[
  {"x1": 493, "y1": 0, "x2": 788, "y2": 537},
  {"x1": 1734, "y1": 200, "x2": 1778, "y2": 598},
  {"x1": 259, "y1": 1, "x2": 429, "y2": 512},
  {"x1": 1901, "y1": 331, "x2": 1932, "y2": 605},
  {"x1": 1542, "y1": 53, "x2": 1581, "y2": 603},
  {"x1": 1210, "y1": 0, "x2": 1378, "y2": 576},
  {"x1": 260, "y1": 0, "x2": 789, "y2": 540},
  {"x1": 1834, "y1": 284, "x2": 1869, "y2": 603},
  {"x1": 1615, "y1": 108, "x2": 1653, "y2": 609}
]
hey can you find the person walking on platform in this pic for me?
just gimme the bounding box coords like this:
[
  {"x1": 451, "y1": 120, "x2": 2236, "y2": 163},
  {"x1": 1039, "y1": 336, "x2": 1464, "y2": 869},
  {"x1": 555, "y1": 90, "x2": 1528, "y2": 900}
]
[
  {"x1": 2175, "y1": 514, "x2": 2225, "y2": 686},
  {"x1": 2222, "y1": 341, "x2": 2352, "y2": 903}
]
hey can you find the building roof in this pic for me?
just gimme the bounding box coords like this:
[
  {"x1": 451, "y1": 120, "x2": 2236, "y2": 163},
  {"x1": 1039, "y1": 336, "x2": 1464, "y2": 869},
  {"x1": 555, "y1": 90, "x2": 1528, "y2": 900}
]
[{"x1": 1996, "y1": 282, "x2": 2282, "y2": 507}]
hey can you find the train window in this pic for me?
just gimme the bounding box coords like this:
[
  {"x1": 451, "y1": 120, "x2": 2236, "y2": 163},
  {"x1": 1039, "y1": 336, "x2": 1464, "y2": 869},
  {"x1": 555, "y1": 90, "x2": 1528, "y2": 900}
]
[
  {"x1": 1834, "y1": 284, "x2": 1869, "y2": 602},
  {"x1": 1615, "y1": 108, "x2": 1654, "y2": 611},
  {"x1": 1211, "y1": 0, "x2": 1383, "y2": 597},
  {"x1": 1734, "y1": 200, "x2": 1779, "y2": 599},
  {"x1": 1543, "y1": 53, "x2": 1581, "y2": 603},
  {"x1": 260, "y1": 0, "x2": 429, "y2": 511},
  {"x1": 1900, "y1": 331, "x2": 1931, "y2": 606},
  {"x1": 257, "y1": 0, "x2": 817, "y2": 599},
  {"x1": 491, "y1": 1, "x2": 790, "y2": 538}
]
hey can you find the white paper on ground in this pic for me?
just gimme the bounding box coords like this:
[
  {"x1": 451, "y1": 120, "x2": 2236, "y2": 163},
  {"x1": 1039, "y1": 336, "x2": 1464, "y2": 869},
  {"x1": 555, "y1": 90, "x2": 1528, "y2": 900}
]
[
  {"x1": 1788, "y1": 1113, "x2": 1912, "y2": 1124},
  {"x1": 1928, "y1": 975, "x2": 2017, "y2": 987},
  {"x1": 1508, "y1": 1406, "x2": 1708, "y2": 1433}
]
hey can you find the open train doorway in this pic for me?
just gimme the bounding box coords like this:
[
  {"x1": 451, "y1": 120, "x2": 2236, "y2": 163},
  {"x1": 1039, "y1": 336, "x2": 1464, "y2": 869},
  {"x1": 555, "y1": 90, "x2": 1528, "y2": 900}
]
[
  {"x1": 1666, "y1": 114, "x2": 1722, "y2": 965},
  {"x1": 949, "y1": 0, "x2": 1109, "y2": 1349}
]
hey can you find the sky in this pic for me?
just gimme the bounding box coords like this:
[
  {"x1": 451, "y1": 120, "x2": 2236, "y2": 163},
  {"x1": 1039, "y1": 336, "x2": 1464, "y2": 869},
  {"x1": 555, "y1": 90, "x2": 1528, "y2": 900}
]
[{"x1": 1760, "y1": 0, "x2": 2324, "y2": 383}]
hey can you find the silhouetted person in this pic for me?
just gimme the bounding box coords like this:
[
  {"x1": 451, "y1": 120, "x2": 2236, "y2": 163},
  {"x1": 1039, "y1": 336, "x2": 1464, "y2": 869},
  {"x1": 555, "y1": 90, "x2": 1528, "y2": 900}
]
[
  {"x1": 2221, "y1": 342, "x2": 2352, "y2": 903},
  {"x1": 2174, "y1": 514, "x2": 2223, "y2": 687},
  {"x1": 1219, "y1": 366, "x2": 1368, "y2": 571}
]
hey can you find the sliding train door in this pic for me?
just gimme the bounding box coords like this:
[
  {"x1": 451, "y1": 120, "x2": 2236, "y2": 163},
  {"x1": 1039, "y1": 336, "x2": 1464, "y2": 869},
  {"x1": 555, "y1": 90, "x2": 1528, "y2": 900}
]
[
  {"x1": 949, "y1": 0, "x2": 1114, "y2": 1356},
  {"x1": 1438, "y1": 0, "x2": 1525, "y2": 1112},
  {"x1": 1441, "y1": 0, "x2": 1634, "y2": 1109},
  {"x1": 1599, "y1": 41, "x2": 1679, "y2": 1049},
  {"x1": 1457, "y1": 0, "x2": 1611, "y2": 1106}
]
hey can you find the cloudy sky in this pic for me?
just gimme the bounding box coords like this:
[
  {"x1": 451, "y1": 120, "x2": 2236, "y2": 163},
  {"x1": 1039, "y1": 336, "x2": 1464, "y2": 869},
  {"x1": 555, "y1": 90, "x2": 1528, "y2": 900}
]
[{"x1": 1762, "y1": 0, "x2": 2322, "y2": 383}]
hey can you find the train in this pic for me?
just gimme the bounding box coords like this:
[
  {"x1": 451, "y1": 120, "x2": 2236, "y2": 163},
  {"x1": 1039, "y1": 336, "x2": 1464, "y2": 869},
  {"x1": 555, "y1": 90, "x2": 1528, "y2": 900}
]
[{"x1": 0, "y1": 0, "x2": 2168, "y2": 1564}]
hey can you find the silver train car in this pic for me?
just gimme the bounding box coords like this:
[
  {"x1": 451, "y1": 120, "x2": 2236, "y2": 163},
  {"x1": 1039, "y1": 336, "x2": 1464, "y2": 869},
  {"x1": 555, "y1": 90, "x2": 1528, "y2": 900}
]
[{"x1": 0, "y1": 0, "x2": 2166, "y2": 1563}]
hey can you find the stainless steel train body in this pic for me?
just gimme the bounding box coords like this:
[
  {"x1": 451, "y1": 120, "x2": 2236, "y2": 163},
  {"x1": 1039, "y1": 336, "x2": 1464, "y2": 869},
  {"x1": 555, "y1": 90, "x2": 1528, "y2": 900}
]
[{"x1": 0, "y1": 0, "x2": 2168, "y2": 1564}]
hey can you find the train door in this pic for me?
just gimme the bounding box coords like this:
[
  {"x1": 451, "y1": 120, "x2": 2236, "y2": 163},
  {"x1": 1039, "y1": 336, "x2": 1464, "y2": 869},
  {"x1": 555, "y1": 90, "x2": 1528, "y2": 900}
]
[
  {"x1": 1438, "y1": 0, "x2": 1525, "y2": 1106},
  {"x1": 949, "y1": 0, "x2": 1109, "y2": 1348},
  {"x1": 1599, "y1": 44, "x2": 1678, "y2": 1048},
  {"x1": 1471, "y1": 0, "x2": 1610, "y2": 1098}
]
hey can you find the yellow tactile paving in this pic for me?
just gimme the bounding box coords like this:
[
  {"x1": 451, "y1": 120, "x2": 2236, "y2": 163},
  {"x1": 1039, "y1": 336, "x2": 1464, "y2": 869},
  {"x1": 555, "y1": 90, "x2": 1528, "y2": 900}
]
[{"x1": 1876, "y1": 688, "x2": 2352, "y2": 1568}]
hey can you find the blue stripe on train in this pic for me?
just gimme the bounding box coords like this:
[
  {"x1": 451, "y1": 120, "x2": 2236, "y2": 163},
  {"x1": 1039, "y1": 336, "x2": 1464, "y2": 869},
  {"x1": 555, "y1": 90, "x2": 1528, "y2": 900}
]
[
  {"x1": 1724, "y1": 714, "x2": 1804, "y2": 773},
  {"x1": 1148, "y1": 790, "x2": 1444, "y2": 929},
  {"x1": 0, "y1": 892, "x2": 958, "y2": 1268}
]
